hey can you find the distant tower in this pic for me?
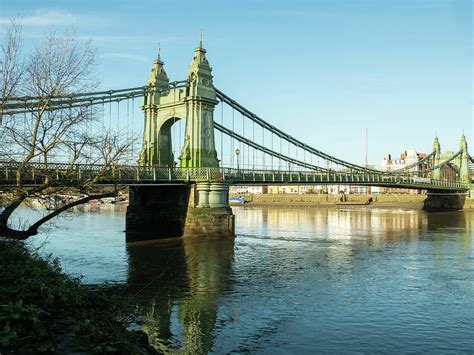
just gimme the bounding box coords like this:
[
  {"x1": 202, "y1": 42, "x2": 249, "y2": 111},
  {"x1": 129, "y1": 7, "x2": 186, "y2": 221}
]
[
  {"x1": 432, "y1": 135, "x2": 441, "y2": 180},
  {"x1": 459, "y1": 133, "x2": 469, "y2": 184}
]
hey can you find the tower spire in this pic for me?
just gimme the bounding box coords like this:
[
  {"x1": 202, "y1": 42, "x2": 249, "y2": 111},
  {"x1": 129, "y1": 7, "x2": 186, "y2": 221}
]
[
  {"x1": 433, "y1": 134, "x2": 440, "y2": 153},
  {"x1": 199, "y1": 29, "x2": 203, "y2": 48},
  {"x1": 147, "y1": 44, "x2": 168, "y2": 87},
  {"x1": 460, "y1": 131, "x2": 467, "y2": 151}
]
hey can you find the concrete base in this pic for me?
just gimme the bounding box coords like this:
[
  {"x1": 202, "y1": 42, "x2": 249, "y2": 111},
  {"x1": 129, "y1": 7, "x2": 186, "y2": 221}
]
[
  {"x1": 183, "y1": 207, "x2": 235, "y2": 239},
  {"x1": 182, "y1": 182, "x2": 234, "y2": 238},
  {"x1": 423, "y1": 192, "x2": 467, "y2": 211},
  {"x1": 126, "y1": 183, "x2": 234, "y2": 242}
]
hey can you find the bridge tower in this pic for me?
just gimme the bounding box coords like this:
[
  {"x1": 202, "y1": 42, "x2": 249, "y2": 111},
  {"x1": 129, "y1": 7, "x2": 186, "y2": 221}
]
[
  {"x1": 458, "y1": 133, "x2": 469, "y2": 184},
  {"x1": 432, "y1": 135, "x2": 441, "y2": 180},
  {"x1": 138, "y1": 39, "x2": 219, "y2": 168},
  {"x1": 139, "y1": 47, "x2": 170, "y2": 166},
  {"x1": 128, "y1": 40, "x2": 233, "y2": 242},
  {"x1": 424, "y1": 134, "x2": 468, "y2": 211},
  {"x1": 182, "y1": 36, "x2": 219, "y2": 168}
]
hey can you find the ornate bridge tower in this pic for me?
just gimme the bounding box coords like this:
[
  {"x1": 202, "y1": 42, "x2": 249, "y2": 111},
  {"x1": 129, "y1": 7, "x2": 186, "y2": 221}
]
[
  {"x1": 458, "y1": 133, "x2": 470, "y2": 184},
  {"x1": 432, "y1": 134, "x2": 469, "y2": 183},
  {"x1": 128, "y1": 39, "x2": 234, "y2": 242},
  {"x1": 424, "y1": 134, "x2": 469, "y2": 211},
  {"x1": 138, "y1": 39, "x2": 219, "y2": 168},
  {"x1": 432, "y1": 135, "x2": 441, "y2": 180}
]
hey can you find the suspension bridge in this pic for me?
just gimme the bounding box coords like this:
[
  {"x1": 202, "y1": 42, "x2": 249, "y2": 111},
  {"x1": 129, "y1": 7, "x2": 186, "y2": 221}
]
[{"x1": 1, "y1": 40, "x2": 472, "y2": 240}]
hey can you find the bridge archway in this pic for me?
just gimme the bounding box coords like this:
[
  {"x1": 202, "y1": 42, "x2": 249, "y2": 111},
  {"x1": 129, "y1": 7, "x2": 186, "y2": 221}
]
[
  {"x1": 155, "y1": 116, "x2": 185, "y2": 167},
  {"x1": 440, "y1": 163, "x2": 459, "y2": 181}
]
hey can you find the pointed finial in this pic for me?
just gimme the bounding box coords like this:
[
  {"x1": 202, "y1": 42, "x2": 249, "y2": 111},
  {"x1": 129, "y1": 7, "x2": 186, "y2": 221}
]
[
  {"x1": 460, "y1": 131, "x2": 468, "y2": 151},
  {"x1": 157, "y1": 42, "x2": 161, "y2": 60},
  {"x1": 199, "y1": 29, "x2": 203, "y2": 48},
  {"x1": 433, "y1": 134, "x2": 440, "y2": 152}
]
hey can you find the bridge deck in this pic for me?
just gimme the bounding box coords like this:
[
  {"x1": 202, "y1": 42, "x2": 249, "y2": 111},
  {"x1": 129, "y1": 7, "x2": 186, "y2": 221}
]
[{"x1": 0, "y1": 162, "x2": 468, "y2": 191}]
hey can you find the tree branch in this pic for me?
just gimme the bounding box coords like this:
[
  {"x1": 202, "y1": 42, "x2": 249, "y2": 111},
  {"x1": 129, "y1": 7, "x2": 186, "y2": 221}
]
[{"x1": 26, "y1": 191, "x2": 116, "y2": 235}]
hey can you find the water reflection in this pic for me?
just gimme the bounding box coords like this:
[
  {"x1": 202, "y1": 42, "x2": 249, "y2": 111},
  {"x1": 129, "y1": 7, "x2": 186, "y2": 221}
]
[
  {"x1": 235, "y1": 206, "x2": 471, "y2": 244},
  {"x1": 126, "y1": 238, "x2": 234, "y2": 353}
]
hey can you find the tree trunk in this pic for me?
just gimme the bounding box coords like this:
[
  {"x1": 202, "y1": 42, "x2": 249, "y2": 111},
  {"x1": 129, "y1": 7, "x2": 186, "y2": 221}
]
[{"x1": 0, "y1": 191, "x2": 115, "y2": 240}]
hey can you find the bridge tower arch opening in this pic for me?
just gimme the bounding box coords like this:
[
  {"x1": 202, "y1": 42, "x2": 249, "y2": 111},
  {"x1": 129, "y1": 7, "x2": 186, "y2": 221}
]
[
  {"x1": 138, "y1": 40, "x2": 219, "y2": 168},
  {"x1": 151, "y1": 116, "x2": 184, "y2": 168}
]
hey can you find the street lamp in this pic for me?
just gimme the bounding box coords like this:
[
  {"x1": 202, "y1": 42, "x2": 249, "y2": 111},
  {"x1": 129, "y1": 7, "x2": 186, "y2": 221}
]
[{"x1": 235, "y1": 148, "x2": 240, "y2": 171}]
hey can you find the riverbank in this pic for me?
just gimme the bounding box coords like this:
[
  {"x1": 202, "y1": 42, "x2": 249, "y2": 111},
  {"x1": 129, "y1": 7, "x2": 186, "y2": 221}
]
[
  {"x1": 0, "y1": 240, "x2": 158, "y2": 354},
  {"x1": 231, "y1": 193, "x2": 474, "y2": 210}
]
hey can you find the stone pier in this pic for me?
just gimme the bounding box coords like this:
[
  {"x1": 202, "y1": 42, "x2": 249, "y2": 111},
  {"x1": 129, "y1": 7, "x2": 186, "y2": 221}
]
[
  {"x1": 126, "y1": 183, "x2": 234, "y2": 242},
  {"x1": 423, "y1": 191, "x2": 467, "y2": 211},
  {"x1": 183, "y1": 182, "x2": 234, "y2": 238}
]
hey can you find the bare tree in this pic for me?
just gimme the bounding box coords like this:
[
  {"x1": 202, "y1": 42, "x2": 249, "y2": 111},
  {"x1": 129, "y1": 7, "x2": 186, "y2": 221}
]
[
  {"x1": 0, "y1": 20, "x2": 23, "y2": 105},
  {"x1": 0, "y1": 23, "x2": 130, "y2": 239}
]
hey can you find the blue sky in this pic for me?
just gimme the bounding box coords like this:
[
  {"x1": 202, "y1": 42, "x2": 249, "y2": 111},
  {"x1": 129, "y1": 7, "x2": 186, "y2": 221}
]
[{"x1": 1, "y1": 0, "x2": 472, "y2": 165}]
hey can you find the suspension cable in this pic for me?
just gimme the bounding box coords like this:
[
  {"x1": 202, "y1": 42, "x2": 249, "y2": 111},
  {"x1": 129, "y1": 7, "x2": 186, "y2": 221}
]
[
  {"x1": 216, "y1": 89, "x2": 385, "y2": 174},
  {"x1": 214, "y1": 122, "x2": 327, "y2": 172},
  {"x1": 421, "y1": 150, "x2": 462, "y2": 173}
]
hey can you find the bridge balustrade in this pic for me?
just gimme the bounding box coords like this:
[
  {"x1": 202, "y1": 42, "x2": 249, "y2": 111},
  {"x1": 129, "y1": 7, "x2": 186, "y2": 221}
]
[{"x1": 0, "y1": 161, "x2": 468, "y2": 191}]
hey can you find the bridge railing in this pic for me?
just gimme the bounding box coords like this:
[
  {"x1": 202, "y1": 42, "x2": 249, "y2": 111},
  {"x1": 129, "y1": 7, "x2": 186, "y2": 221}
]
[{"x1": 0, "y1": 161, "x2": 469, "y2": 191}]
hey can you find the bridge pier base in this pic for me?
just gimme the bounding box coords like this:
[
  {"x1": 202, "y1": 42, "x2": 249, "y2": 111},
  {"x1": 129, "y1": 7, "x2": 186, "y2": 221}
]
[
  {"x1": 183, "y1": 182, "x2": 234, "y2": 238},
  {"x1": 126, "y1": 183, "x2": 234, "y2": 242},
  {"x1": 423, "y1": 191, "x2": 467, "y2": 211}
]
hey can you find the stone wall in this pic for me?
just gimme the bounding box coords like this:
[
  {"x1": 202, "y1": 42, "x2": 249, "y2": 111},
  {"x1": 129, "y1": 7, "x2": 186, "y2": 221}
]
[
  {"x1": 230, "y1": 193, "x2": 474, "y2": 210},
  {"x1": 423, "y1": 192, "x2": 467, "y2": 211},
  {"x1": 231, "y1": 193, "x2": 426, "y2": 204},
  {"x1": 183, "y1": 207, "x2": 235, "y2": 239}
]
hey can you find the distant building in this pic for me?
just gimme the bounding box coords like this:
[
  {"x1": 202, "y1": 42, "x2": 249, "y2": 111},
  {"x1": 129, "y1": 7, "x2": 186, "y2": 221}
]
[
  {"x1": 230, "y1": 185, "x2": 268, "y2": 195},
  {"x1": 381, "y1": 147, "x2": 432, "y2": 194},
  {"x1": 233, "y1": 184, "x2": 374, "y2": 195},
  {"x1": 382, "y1": 147, "x2": 430, "y2": 174}
]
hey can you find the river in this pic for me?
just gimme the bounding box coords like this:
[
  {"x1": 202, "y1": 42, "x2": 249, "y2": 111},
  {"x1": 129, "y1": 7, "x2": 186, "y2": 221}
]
[{"x1": 20, "y1": 205, "x2": 474, "y2": 353}]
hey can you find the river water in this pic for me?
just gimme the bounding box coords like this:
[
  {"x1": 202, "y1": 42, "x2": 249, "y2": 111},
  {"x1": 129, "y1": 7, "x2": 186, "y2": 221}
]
[{"x1": 21, "y1": 205, "x2": 474, "y2": 353}]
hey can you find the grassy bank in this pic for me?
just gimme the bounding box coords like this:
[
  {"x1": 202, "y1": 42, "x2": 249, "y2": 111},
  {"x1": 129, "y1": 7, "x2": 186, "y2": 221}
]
[
  {"x1": 231, "y1": 193, "x2": 474, "y2": 209},
  {"x1": 0, "y1": 240, "x2": 157, "y2": 354}
]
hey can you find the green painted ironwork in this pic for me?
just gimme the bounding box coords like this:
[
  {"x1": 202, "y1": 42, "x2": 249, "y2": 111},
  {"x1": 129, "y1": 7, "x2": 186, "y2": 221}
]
[
  {"x1": 138, "y1": 41, "x2": 219, "y2": 169},
  {"x1": 0, "y1": 161, "x2": 469, "y2": 191},
  {"x1": 1, "y1": 43, "x2": 471, "y2": 193}
]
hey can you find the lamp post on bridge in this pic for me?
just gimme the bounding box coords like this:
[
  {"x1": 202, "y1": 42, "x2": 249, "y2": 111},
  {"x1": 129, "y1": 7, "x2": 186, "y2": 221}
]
[{"x1": 235, "y1": 148, "x2": 240, "y2": 171}]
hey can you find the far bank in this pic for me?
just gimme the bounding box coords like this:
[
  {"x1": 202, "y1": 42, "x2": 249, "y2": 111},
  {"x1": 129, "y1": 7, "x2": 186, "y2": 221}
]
[{"x1": 230, "y1": 193, "x2": 474, "y2": 210}]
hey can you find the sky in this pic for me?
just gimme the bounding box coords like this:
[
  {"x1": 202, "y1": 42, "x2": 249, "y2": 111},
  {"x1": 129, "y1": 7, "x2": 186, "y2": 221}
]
[{"x1": 1, "y1": 0, "x2": 472, "y2": 166}]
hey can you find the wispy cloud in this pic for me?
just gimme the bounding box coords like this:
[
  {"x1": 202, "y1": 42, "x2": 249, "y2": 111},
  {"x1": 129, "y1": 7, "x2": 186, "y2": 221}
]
[
  {"x1": 101, "y1": 52, "x2": 149, "y2": 63},
  {"x1": 0, "y1": 9, "x2": 106, "y2": 27},
  {"x1": 0, "y1": 30, "x2": 187, "y2": 45},
  {"x1": 80, "y1": 35, "x2": 186, "y2": 44}
]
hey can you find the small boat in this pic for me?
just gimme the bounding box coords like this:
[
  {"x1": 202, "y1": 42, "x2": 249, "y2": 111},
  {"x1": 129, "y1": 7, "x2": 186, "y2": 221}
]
[{"x1": 229, "y1": 196, "x2": 245, "y2": 205}]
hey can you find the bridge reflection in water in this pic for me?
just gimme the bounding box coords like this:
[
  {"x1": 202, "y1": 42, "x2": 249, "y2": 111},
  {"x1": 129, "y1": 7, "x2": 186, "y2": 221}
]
[
  {"x1": 126, "y1": 238, "x2": 234, "y2": 353},
  {"x1": 119, "y1": 207, "x2": 472, "y2": 353}
]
